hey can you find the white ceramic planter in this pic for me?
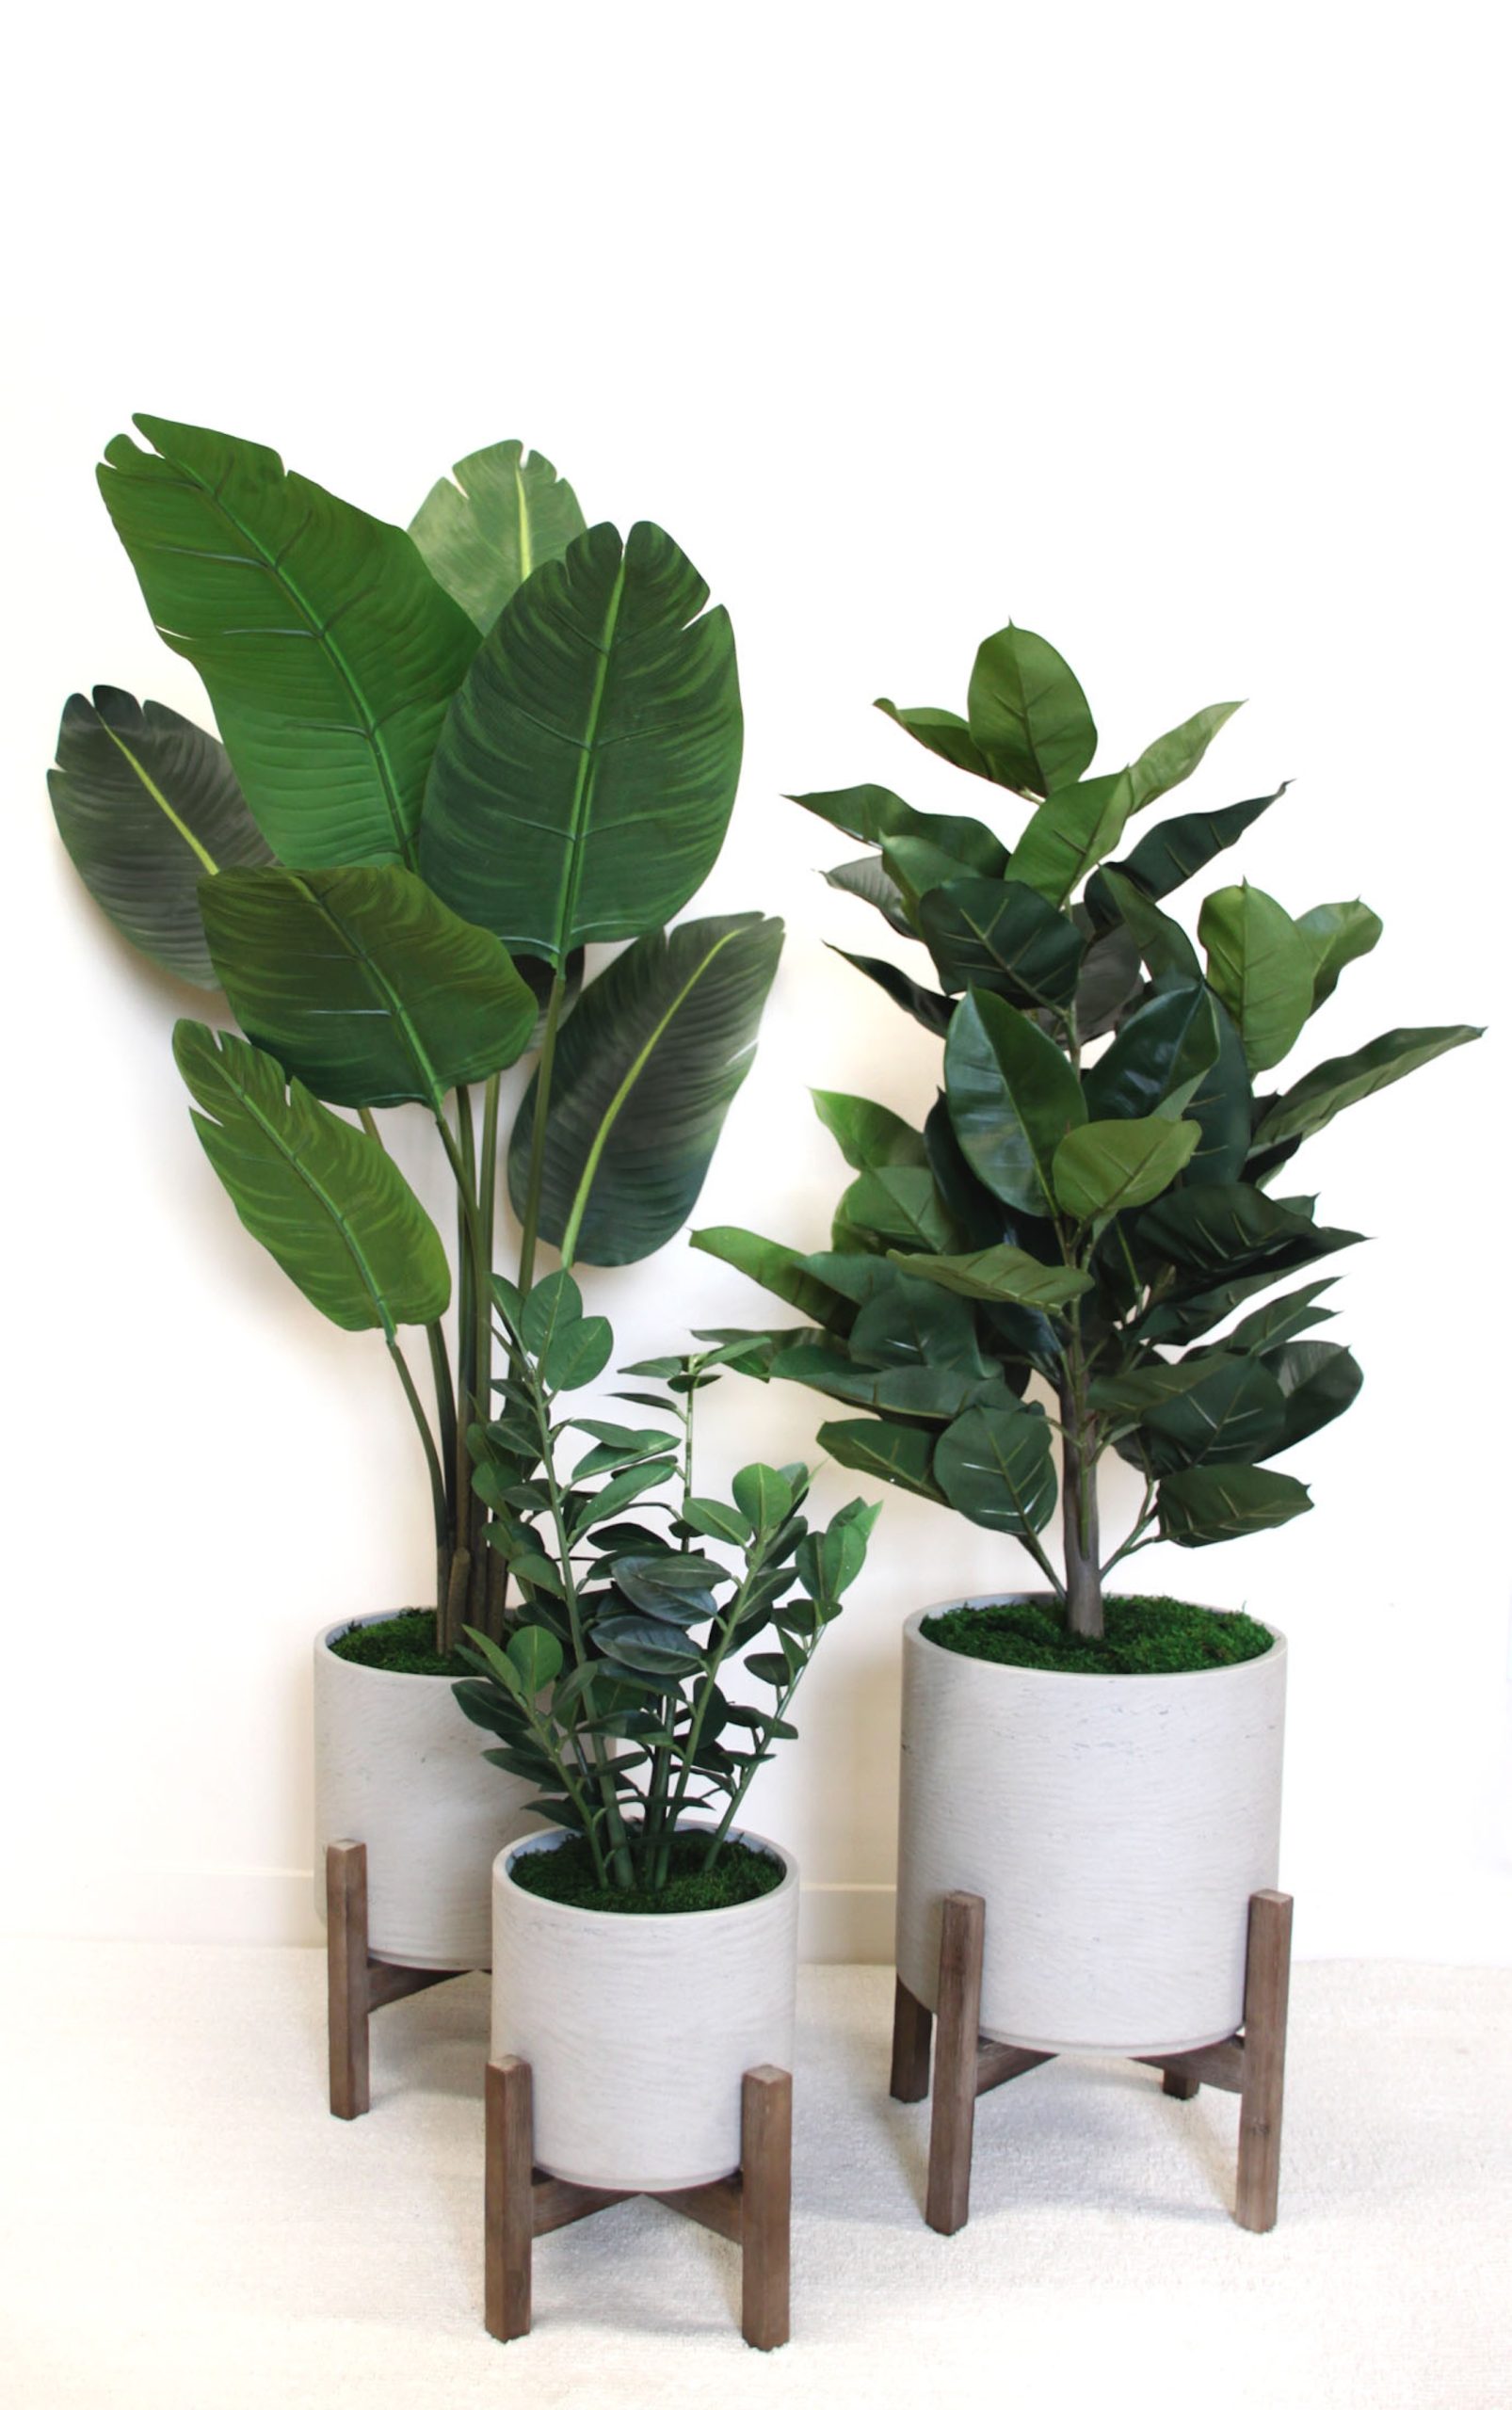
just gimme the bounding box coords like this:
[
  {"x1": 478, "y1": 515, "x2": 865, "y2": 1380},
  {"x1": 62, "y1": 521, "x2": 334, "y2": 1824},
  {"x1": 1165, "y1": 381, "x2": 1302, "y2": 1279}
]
[
  {"x1": 491, "y1": 1828, "x2": 799, "y2": 2191},
  {"x1": 313, "y1": 1612, "x2": 539, "y2": 1969},
  {"x1": 896, "y1": 1594, "x2": 1286, "y2": 2056}
]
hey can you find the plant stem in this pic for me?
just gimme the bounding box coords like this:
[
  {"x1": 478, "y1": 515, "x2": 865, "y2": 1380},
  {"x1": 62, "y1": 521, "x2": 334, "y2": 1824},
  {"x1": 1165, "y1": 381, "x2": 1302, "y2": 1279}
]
[
  {"x1": 385, "y1": 1336, "x2": 448, "y2": 1614},
  {"x1": 517, "y1": 972, "x2": 568, "y2": 1293},
  {"x1": 1057, "y1": 1331, "x2": 1103, "y2": 1639}
]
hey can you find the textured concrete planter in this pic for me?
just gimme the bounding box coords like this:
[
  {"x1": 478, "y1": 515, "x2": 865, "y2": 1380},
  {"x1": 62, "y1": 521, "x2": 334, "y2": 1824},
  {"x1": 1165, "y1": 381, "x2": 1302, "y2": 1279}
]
[
  {"x1": 895, "y1": 1594, "x2": 1286, "y2": 2056},
  {"x1": 491, "y1": 1829, "x2": 799, "y2": 2191},
  {"x1": 313, "y1": 1613, "x2": 537, "y2": 1970}
]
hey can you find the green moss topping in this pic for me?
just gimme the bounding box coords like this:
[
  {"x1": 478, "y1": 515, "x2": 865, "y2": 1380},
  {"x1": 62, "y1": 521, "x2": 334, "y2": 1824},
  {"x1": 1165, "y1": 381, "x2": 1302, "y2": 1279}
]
[
  {"x1": 327, "y1": 1611, "x2": 472, "y2": 1678},
  {"x1": 922, "y1": 1593, "x2": 1274, "y2": 1676},
  {"x1": 507, "y1": 1832, "x2": 786, "y2": 1916}
]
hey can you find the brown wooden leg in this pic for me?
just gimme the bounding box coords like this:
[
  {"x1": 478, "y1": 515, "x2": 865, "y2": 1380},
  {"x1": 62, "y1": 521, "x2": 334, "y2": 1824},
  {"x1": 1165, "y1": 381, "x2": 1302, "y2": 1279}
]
[
  {"x1": 740, "y1": 2065, "x2": 791, "y2": 2351},
  {"x1": 326, "y1": 1840, "x2": 369, "y2": 2120},
  {"x1": 1235, "y1": 1888, "x2": 1293, "y2": 2233},
  {"x1": 1163, "y1": 2067, "x2": 1201, "y2": 2100},
  {"x1": 485, "y1": 2057, "x2": 535, "y2": 2340},
  {"x1": 925, "y1": 1891, "x2": 985, "y2": 2236},
  {"x1": 890, "y1": 1974, "x2": 933, "y2": 2103}
]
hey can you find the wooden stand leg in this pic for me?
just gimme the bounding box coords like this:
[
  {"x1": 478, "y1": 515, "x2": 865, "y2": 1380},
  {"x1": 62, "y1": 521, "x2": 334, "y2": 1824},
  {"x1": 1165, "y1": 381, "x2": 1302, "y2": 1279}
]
[
  {"x1": 740, "y1": 2065, "x2": 792, "y2": 2351},
  {"x1": 1235, "y1": 1888, "x2": 1293, "y2": 2233},
  {"x1": 890, "y1": 1975, "x2": 933, "y2": 2103},
  {"x1": 925, "y1": 1891, "x2": 985, "y2": 2237},
  {"x1": 485, "y1": 2057, "x2": 535, "y2": 2341},
  {"x1": 1163, "y1": 2067, "x2": 1201, "y2": 2100},
  {"x1": 326, "y1": 1840, "x2": 369, "y2": 2120}
]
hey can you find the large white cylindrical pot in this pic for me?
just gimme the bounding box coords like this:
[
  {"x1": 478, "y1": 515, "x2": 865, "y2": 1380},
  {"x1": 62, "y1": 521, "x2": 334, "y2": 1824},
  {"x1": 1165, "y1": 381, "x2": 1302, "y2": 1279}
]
[
  {"x1": 491, "y1": 1829, "x2": 799, "y2": 2191},
  {"x1": 896, "y1": 1596, "x2": 1286, "y2": 2056},
  {"x1": 314, "y1": 1613, "x2": 539, "y2": 1970}
]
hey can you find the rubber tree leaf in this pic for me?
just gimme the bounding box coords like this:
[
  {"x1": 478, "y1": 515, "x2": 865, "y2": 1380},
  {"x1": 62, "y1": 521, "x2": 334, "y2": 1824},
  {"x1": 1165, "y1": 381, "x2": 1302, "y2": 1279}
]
[
  {"x1": 1007, "y1": 771, "x2": 1136, "y2": 907},
  {"x1": 874, "y1": 699, "x2": 995, "y2": 781},
  {"x1": 1182, "y1": 997, "x2": 1253, "y2": 1186},
  {"x1": 1198, "y1": 883, "x2": 1314, "y2": 1072},
  {"x1": 847, "y1": 1275, "x2": 989, "y2": 1374},
  {"x1": 1087, "y1": 784, "x2": 1287, "y2": 921},
  {"x1": 791, "y1": 782, "x2": 1004, "y2": 872},
  {"x1": 767, "y1": 1342, "x2": 989, "y2": 1423},
  {"x1": 883, "y1": 827, "x2": 1009, "y2": 911},
  {"x1": 812, "y1": 1091, "x2": 929, "y2": 1173},
  {"x1": 97, "y1": 415, "x2": 477, "y2": 869},
  {"x1": 202, "y1": 864, "x2": 538, "y2": 1108},
  {"x1": 1137, "y1": 1352, "x2": 1290, "y2": 1472},
  {"x1": 1052, "y1": 1116, "x2": 1198, "y2": 1224},
  {"x1": 934, "y1": 1399, "x2": 1057, "y2": 1534},
  {"x1": 817, "y1": 1417, "x2": 946, "y2": 1501},
  {"x1": 1158, "y1": 1464, "x2": 1311, "y2": 1546},
  {"x1": 824, "y1": 853, "x2": 913, "y2": 935},
  {"x1": 1135, "y1": 1181, "x2": 1329, "y2": 1277},
  {"x1": 828, "y1": 947, "x2": 955, "y2": 1036},
  {"x1": 1073, "y1": 921, "x2": 1144, "y2": 1039},
  {"x1": 920, "y1": 876, "x2": 1084, "y2": 1010},
  {"x1": 507, "y1": 913, "x2": 781, "y2": 1266},
  {"x1": 1253, "y1": 1025, "x2": 1481, "y2": 1149},
  {"x1": 1125, "y1": 700, "x2": 1244, "y2": 809},
  {"x1": 422, "y1": 521, "x2": 742, "y2": 965},
  {"x1": 1082, "y1": 983, "x2": 1219, "y2": 1122},
  {"x1": 409, "y1": 440, "x2": 586, "y2": 633},
  {"x1": 1267, "y1": 1340, "x2": 1363, "y2": 1450},
  {"x1": 1219, "y1": 1279, "x2": 1339, "y2": 1356},
  {"x1": 887, "y1": 1245, "x2": 1091, "y2": 1310},
  {"x1": 965, "y1": 623, "x2": 1097, "y2": 796},
  {"x1": 49, "y1": 687, "x2": 272, "y2": 987},
  {"x1": 1097, "y1": 866, "x2": 1202, "y2": 984},
  {"x1": 944, "y1": 988, "x2": 1086, "y2": 1214},
  {"x1": 1295, "y1": 900, "x2": 1383, "y2": 1008},
  {"x1": 172, "y1": 1022, "x2": 449, "y2": 1335},
  {"x1": 689, "y1": 1228, "x2": 859, "y2": 1332},
  {"x1": 832, "y1": 1165, "x2": 957, "y2": 1256}
]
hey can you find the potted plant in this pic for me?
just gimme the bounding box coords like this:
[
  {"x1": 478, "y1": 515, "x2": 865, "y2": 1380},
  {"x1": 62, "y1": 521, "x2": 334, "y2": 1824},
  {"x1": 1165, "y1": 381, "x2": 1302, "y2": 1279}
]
[
  {"x1": 694, "y1": 615, "x2": 1479, "y2": 2071},
  {"x1": 455, "y1": 1277, "x2": 874, "y2": 2337},
  {"x1": 49, "y1": 416, "x2": 780, "y2": 1972}
]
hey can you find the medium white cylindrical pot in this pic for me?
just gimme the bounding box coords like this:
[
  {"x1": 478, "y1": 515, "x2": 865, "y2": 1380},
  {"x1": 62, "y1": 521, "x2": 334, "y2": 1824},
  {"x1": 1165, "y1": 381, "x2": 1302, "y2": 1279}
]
[
  {"x1": 314, "y1": 1613, "x2": 539, "y2": 1970},
  {"x1": 896, "y1": 1596, "x2": 1286, "y2": 2056},
  {"x1": 491, "y1": 1829, "x2": 799, "y2": 2191}
]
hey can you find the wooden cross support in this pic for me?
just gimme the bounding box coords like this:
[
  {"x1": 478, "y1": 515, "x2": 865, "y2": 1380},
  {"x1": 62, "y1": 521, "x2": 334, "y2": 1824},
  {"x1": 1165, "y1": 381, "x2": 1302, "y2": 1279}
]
[
  {"x1": 325, "y1": 1840, "x2": 473, "y2": 2120},
  {"x1": 485, "y1": 2056, "x2": 793, "y2": 2350},
  {"x1": 893, "y1": 1887, "x2": 1294, "y2": 2238}
]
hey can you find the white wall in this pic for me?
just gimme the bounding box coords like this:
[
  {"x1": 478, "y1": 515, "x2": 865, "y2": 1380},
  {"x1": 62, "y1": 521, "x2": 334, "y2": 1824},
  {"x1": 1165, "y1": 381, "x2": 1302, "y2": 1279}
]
[{"x1": 4, "y1": 0, "x2": 1505, "y2": 1965}]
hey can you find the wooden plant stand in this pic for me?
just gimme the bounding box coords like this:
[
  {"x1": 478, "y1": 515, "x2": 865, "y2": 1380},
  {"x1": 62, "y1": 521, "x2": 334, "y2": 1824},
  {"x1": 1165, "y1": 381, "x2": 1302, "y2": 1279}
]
[
  {"x1": 891, "y1": 1887, "x2": 1294, "y2": 2237},
  {"x1": 325, "y1": 1840, "x2": 475, "y2": 2120},
  {"x1": 484, "y1": 2056, "x2": 792, "y2": 2350}
]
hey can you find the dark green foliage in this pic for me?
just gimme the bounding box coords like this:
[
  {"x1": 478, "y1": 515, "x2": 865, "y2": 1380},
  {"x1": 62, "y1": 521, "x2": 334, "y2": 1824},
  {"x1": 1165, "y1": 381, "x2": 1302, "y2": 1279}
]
[
  {"x1": 923, "y1": 1594, "x2": 1275, "y2": 1676},
  {"x1": 507, "y1": 1832, "x2": 785, "y2": 1917},
  {"x1": 330, "y1": 1611, "x2": 474, "y2": 1678}
]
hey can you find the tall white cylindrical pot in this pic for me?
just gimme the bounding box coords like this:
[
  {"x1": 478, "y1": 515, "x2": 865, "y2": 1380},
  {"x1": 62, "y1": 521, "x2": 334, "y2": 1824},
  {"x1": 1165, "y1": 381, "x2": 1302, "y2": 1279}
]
[
  {"x1": 896, "y1": 1597, "x2": 1286, "y2": 2056},
  {"x1": 491, "y1": 1830, "x2": 799, "y2": 2191},
  {"x1": 314, "y1": 1613, "x2": 539, "y2": 1970}
]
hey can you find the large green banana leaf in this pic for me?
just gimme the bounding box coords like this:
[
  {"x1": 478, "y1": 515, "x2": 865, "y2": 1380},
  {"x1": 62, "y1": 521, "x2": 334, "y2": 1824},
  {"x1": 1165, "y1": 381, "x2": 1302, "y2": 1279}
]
[
  {"x1": 508, "y1": 913, "x2": 782, "y2": 1265},
  {"x1": 173, "y1": 1023, "x2": 449, "y2": 1335},
  {"x1": 97, "y1": 415, "x2": 478, "y2": 869},
  {"x1": 410, "y1": 439, "x2": 586, "y2": 633},
  {"x1": 49, "y1": 687, "x2": 272, "y2": 986},
  {"x1": 421, "y1": 522, "x2": 742, "y2": 964},
  {"x1": 201, "y1": 865, "x2": 538, "y2": 1109}
]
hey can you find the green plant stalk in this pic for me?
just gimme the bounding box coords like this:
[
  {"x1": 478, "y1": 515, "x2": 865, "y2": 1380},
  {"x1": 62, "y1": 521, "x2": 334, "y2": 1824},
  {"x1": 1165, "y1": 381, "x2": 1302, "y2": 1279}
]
[
  {"x1": 425, "y1": 1320, "x2": 458, "y2": 1527},
  {"x1": 434, "y1": 1096, "x2": 493, "y2": 1651},
  {"x1": 475, "y1": 1072, "x2": 505, "y2": 1642},
  {"x1": 385, "y1": 1336, "x2": 449, "y2": 1610},
  {"x1": 517, "y1": 973, "x2": 569, "y2": 1295},
  {"x1": 640, "y1": 1385, "x2": 699, "y2": 1882},
  {"x1": 664, "y1": 1554, "x2": 760, "y2": 1851},
  {"x1": 1057, "y1": 1302, "x2": 1103, "y2": 1638},
  {"x1": 699, "y1": 1646, "x2": 814, "y2": 1869}
]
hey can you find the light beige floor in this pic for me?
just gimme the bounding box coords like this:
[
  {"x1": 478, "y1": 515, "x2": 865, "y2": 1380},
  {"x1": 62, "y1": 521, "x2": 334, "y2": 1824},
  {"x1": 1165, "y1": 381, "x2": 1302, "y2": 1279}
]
[{"x1": 2, "y1": 1943, "x2": 1508, "y2": 2408}]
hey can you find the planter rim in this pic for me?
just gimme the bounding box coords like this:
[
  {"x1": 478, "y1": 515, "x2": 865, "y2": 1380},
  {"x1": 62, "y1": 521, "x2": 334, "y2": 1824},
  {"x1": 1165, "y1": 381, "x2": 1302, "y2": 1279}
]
[
  {"x1": 315, "y1": 1608, "x2": 452, "y2": 1684},
  {"x1": 905, "y1": 1592, "x2": 1287, "y2": 1685},
  {"x1": 498, "y1": 1824, "x2": 797, "y2": 1929}
]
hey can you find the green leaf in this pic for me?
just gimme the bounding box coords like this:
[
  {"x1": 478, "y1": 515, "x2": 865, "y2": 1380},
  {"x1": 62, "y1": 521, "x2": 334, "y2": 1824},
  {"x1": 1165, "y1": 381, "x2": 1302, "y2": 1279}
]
[
  {"x1": 569, "y1": 1419, "x2": 678, "y2": 1454},
  {"x1": 1159, "y1": 1464, "x2": 1311, "y2": 1546},
  {"x1": 966, "y1": 622, "x2": 1097, "y2": 795},
  {"x1": 1052, "y1": 1116, "x2": 1198, "y2": 1223},
  {"x1": 886, "y1": 1245, "x2": 1091, "y2": 1309},
  {"x1": 828, "y1": 947, "x2": 956, "y2": 1036},
  {"x1": 944, "y1": 989, "x2": 1086, "y2": 1214},
  {"x1": 541, "y1": 1314, "x2": 613, "y2": 1391},
  {"x1": 1222, "y1": 1279, "x2": 1339, "y2": 1356},
  {"x1": 1138, "y1": 1352, "x2": 1290, "y2": 1472},
  {"x1": 1073, "y1": 920, "x2": 1145, "y2": 1038},
  {"x1": 817, "y1": 1418, "x2": 946, "y2": 1502},
  {"x1": 848, "y1": 1273, "x2": 989, "y2": 1374},
  {"x1": 874, "y1": 699, "x2": 995, "y2": 780},
  {"x1": 934, "y1": 1400, "x2": 1057, "y2": 1534},
  {"x1": 508, "y1": 913, "x2": 781, "y2": 1265},
  {"x1": 689, "y1": 1227, "x2": 858, "y2": 1332},
  {"x1": 1124, "y1": 701, "x2": 1244, "y2": 809},
  {"x1": 98, "y1": 415, "x2": 476, "y2": 869},
  {"x1": 1182, "y1": 997, "x2": 1254, "y2": 1186},
  {"x1": 1294, "y1": 900, "x2": 1383, "y2": 1009},
  {"x1": 767, "y1": 1342, "x2": 995, "y2": 1424},
  {"x1": 421, "y1": 521, "x2": 741, "y2": 965},
  {"x1": 920, "y1": 877, "x2": 1084, "y2": 1009},
  {"x1": 592, "y1": 1615, "x2": 705, "y2": 1677},
  {"x1": 172, "y1": 1023, "x2": 448, "y2": 1336},
  {"x1": 572, "y1": 1458, "x2": 676, "y2": 1534},
  {"x1": 824, "y1": 853, "x2": 913, "y2": 935},
  {"x1": 732, "y1": 1463, "x2": 794, "y2": 1534},
  {"x1": 883, "y1": 828, "x2": 1010, "y2": 910},
  {"x1": 1198, "y1": 884, "x2": 1314, "y2": 1072},
  {"x1": 833, "y1": 1165, "x2": 957, "y2": 1255},
  {"x1": 1254, "y1": 1025, "x2": 1481, "y2": 1149},
  {"x1": 1082, "y1": 983, "x2": 1219, "y2": 1122},
  {"x1": 1135, "y1": 1181, "x2": 1326, "y2": 1277},
  {"x1": 409, "y1": 439, "x2": 586, "y2": 633},
  {"x1": 1268, "y1": 1341, "x2": 1363, "y2": 1451},
  {"x1": 745, "y1": 1651, "x2": 792, "y2": 1688},
  {"x1": 1096, "y1": 867, "x2": 1202, "y2": 983},
  {"x1": 507, "y1": 1624, "x2": 565, "y2": 1691},
  {"x1": 521, "y1": 1267, "x2": 584, "y2": 1355},
  {"x1": 612, "y1": 1552, "x2": 722, "y2": 1626},
  {"x1": 812, "y1": 1092, "x2": 928, "y2": 1174},
  {"x1": 48, "y1": 687, "x2": 273, "y2": 987},
  {"x1": 201, "y1": 864, "x2": 538, "y2": 1108},
  {"x1": 1089, "y1": 783, "x2": 1286, "y2": 917},
  {"x1": 1007, "y1": 772, "x2": 1136, "y2": 907},
  {"x1": 680, "y1": 1496, "x2": 754, "y2": 1547},
  {"x1": 1089, "y1": 1358, "x2": 1226, "y2": 1416}
]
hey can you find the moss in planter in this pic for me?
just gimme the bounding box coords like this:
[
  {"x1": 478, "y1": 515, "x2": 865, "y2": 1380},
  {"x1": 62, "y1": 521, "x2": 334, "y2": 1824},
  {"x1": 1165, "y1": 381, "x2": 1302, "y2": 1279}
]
[
  {"x1": 327, "y1": 1611, "x2": 473, "y2": 1679},
  {"x1": 922, "y1": 1593, "x2": 1274, "y2": 1676},
  {"x1": 509, "y1": 1832, "x2": 785, "y2": 1916}
]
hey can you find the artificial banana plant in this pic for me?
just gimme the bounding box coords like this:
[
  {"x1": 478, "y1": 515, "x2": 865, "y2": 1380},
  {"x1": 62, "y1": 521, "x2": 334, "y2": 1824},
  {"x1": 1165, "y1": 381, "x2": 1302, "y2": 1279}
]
[{"x1": 51, "y1": 421, "x2": 780, "y2": 1649}]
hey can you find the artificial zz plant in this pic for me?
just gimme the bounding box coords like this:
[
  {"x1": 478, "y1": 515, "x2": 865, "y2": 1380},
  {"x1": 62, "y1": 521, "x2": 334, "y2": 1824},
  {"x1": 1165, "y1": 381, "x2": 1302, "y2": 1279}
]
[
  {"x1": 697, "y1": 620, "x2": 1479, "y2": 1637},
  {"x1": 50, "y1": 418, "x2": 780, "y2": 1650}
]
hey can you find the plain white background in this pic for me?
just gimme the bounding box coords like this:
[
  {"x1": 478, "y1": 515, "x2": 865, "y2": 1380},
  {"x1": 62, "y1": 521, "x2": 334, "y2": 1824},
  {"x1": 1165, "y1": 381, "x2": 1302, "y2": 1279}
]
[{"x1": 2, "y1": 0, "x2": 1506, "y2": 1966}]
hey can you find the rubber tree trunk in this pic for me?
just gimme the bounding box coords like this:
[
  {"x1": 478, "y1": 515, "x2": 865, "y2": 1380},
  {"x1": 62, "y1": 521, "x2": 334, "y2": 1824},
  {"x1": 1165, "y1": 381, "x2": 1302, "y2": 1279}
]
[{"x1": 1057, "y1": 1376, "x2": 1103, "y2": 1639}]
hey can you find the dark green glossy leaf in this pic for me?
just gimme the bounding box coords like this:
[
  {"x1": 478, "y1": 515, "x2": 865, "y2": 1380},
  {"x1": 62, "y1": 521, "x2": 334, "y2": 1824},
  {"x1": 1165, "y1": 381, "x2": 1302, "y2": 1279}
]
[
  {"x1": 521, "y1": 1267, "x2": 584, "y2": 1355},
  {"x1": 612, "y1": 1551, "x2": 723, "y2": 1626},
  {"x1": 572, "y1": 1458, "x2": 676, "y2": 1534},
  {"x1": 883, "y1": 827, "x2": 1009, "y2": 909},
  {"x1": 541, "y1": 1314, "x2": 613, "y2": 1391},
  {"x1": 98, "y1": 415, "x2": 476, "y2": 868},
  {"x1": 1124, "y1": 700, "x2": 1244, "y2": 809},
  {"x1": 848, "y1": 1273, "x2": 989, "y2": 1374},
  {"x1": 1088, "y1": 783, "x2": 1286, "y2": 921},
  {"x1": 1267, "y1": 1341, "x2": 1363, "y2": 1451},
  {"x1": 202, "y1": 864, "x2": 538, "y2": 1108},
  {"x1": 1182, "y1": 997, "x2": 1253, "y2": 1186},
  {"x1": 172, "y1": 1023, "x2": 448, "y2": 1335},
  {"x1": 1072, "y1": 920, "x2": 1145, "y2": 1038},
  {"x1": 1159, "y1": 1464, "x2": 1311, "y2": 1546},
  {"x1": 1138, "y1": 1352, "x2": 1290, "y2": 1472},
  {"x1": 1254, "y1": 1025, "x2": 1481, "y2": 1149},
  {"x1": 886, "y1": 1245, "x2": 1090, "y2": 1309},
  {"x1": 934, "y1": 1400, "x2": 1057, "y2": 1534},
  {"x1": 829, "y1": 946, "x2": 956, "y2": 1035},
  {"x1": 409, "y1": 439, "x2": 586, "y2": 633},
  {"x1": 507, "y1": 1624, "x2": 565, "y2": 1690},
  {"x1": 817, "y1": 1418, "x2": 946, "y2": 1501},
  {"x1": 944, "y1": 989, "x2": 1086, "y2": 1214},
  {"x1": 1007, "y1": 772, "x2": 1135, "y2": 907},
  {"x1": 1052, "y1": 1116, "x2": 1198, "y2": 1223},
  {"x1": 1135, "y1": 1182, "x2": 1327, "y2": 1277},
  {"x1": 49, "y1": 687, "x2": 273, "y2": 987},
  {"x1": 812, "y1": 1091, "x2": 928, "y2": 1172},
  {"x1": 1220, "y1": 1279, "x2": 1339, "y2": 1355},
  {"x1": 874, "y1": 699, "x2": 996, "y2": 781},
  {"x1": 833, "y1": 1165, "x2": 957, "y2": 1255},
  {"x1": 920, "y1": 876, "x2": 1084, "y2": 1009},
  {"x1": 768, "y1": 1342, "x2": 994, "y2": 1423},
  {"x1": 422, "y1": 521, "x2": 741, "y2": 965},
  {"x1": 1295, "y1": 900, "x2": 1383, "y2": 1009},
  {"x1": 923, "y1": 1094, "x2": 1006, "y2": 1247},
  {"x1": 680, "y1": 1496, "x2": 754, "y2": 1547},
  {"x1": 689, "y1": 1227, "x2": 858, "y2": 1332},
  {"x1": 824, "y1": 853, "x2": 913, "y2": 934},
  {"x1": 1089, "y1": 1358, "x2": 1224, "y2": 1417},
  {"x1": 592, "y1": 1615, "x2": 706, "y2": 1677},
  {"x1": 1198, "y1": 883, "x2": 1313, "y2": 1072},
  {"x1": 732, "y1": 1463, "x2": 794, "y2": 1534},
  {"x1": 1082, "y1": 983, "x2": 1219, "y2": 1121},
  {"x1": 1096, "y1": 867, "x2": 1202, "y2": 983},
  {"x1": 966, "y1": 622, "x2": 1097, "y2": 795}
]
